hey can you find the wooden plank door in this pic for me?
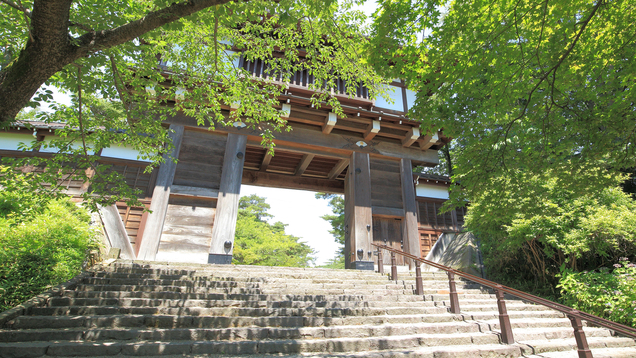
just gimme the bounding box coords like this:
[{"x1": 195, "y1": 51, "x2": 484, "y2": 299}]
[{"x1": 373, "y1": 217, "x2": 405, "y2": 266}]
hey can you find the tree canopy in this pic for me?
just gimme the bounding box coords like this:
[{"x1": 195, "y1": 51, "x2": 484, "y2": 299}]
[
  {"x1": 369, "y1": 0, "x2": 636, "y2": 203},
  {"x1": 0, "y1": 0, "x2": 380, "y2": 208}
]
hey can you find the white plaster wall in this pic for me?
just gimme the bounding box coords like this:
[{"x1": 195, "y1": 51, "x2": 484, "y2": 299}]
[
  {"x1": 101, "y1": 144, "x2": 150, "y2": 162},
  {"x1": 224, "y1": 50, "x2": 241, "y2": 68},
  {"x1": 0, "y1": 132, "x2": 36, "y2": 150},
  {"x1": 405, "y1": 89, "x2": 417, "y2": 111},
  {"x1": 416, "y1": 183, "x2": 449, "y2": 199},
  {"x1": 39, "y1": 137, "x2": 96, "y2": 154},
  {"x1": 374, "y1": 84, "x2": 404, "y2": 112}
]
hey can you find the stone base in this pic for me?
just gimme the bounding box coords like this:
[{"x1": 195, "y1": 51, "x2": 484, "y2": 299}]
[
  {"x1": 208, "y1": 254, "x2": 232, "y2": 265},
  {"x1": 350, "y1": 261, "x2": 374, "y2": 271}
]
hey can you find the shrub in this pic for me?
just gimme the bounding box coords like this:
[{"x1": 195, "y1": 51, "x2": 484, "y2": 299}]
[
  {"x1": 465, "y1": 174, "x2": 636, "y2": 297},
  {"x1": 559, "y1": 259, "x2": 636, "y2": 328},
  {"x1": 0, "y1": 195, "x2": 99, "y2": 312}
]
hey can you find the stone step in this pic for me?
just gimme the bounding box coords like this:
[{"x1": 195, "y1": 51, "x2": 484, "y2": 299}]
[
  {"x1": 458, "y1": 303, "x2": 551, "y2": 313},
  {"x1": 44, "y1": 296, "x2": 515, "y2": 309},
  {"x1": 73, "y1": 284, "x2": 491, "y2": 296},
  {"x1": 6, "y1": 312, "x2": 467, "y2": 330},
  {"x1": 103, "y1": 265, "x2": 387, "y2": 278},
  {"x1": 2, "y1": 333, "x2": 634, "y2": 357},
  {"x1": 523, "y1": 347, "x2": 636, "y2": 358},
  {"x1": 99, "y1": 267, "x2": 458, "y2": 283},
  {"x1": 0, "y1": 323, "x2": 616, "y2": 345},
  {"x1": 8, "y1": 309, "x2": 572, "y2": 331},
  {"x1": 0, "y1": 321, "x2": 486, "y2": 343},
  {"x1": 0, "y1": 343, "x2": 521, "y2": 358},
  {"x1": 511, "y1": 326, "x2": 613, "y2": 341},
  {"x1": 0, "y1": 331, "x2": 503, "y2": 357},
  {"x1": 30, "y1": 301, "x2": 551, "y2": 318},
  {"x1": 517, "y1": 336, "x2": 636, "y2": 355},
  {"x1": 4, "y1": 261, "x2": 634, "y2": 358},
  {"x1": 62, "y1": 289, "x2": 501, "y2": 302},
  {"x1": 92, "y1": 271, "x2": 461, "y2": 283},
  {"x1": 460, "y1": 311, "x2": 567, "y2": 321},
  {"x1": 81, "y1": 277, "x2": 481, "y2": 290},
  {"x1": 27, "y1": 305, "x2": 450, "y2": 317}
]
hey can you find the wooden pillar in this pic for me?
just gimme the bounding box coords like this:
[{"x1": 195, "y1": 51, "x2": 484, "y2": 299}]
[
  {"x1": 401, "y1": 158, "x2": 420, "y2": 266},
  {"x1": 98, "y1": 204, "x2": 136, "y2": 260},
  {"x1": 344, "y1": 151, "x2": 373, "y2": 270},
  {"x1": 137, "y1": 124, "x2": 184, "y2": 261},
  {"x1": 208, "y1": 133, "x2": 247, "y2": 264}
]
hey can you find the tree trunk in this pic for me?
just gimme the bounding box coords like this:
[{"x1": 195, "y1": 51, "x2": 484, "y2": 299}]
[{"x1": 0, "y1": 0, "x2": 236, "y2": 126}]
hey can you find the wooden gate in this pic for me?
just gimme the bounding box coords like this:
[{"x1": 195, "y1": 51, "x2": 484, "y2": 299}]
[{"x1": 373, "y1": 217, "x2": 405, "y2": 266}]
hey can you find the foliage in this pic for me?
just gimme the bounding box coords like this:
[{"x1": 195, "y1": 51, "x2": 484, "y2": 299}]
[
  {"x1": 0, "y1": 190, "x2": 99, "y2": 311},
  {"x1": 465, "y1": 174, "x2": 636, "y2": 296},
  {"x1": 315, "y1": 192, "x2": 345, "y2": 268},
  {"x1": 369, "y1": 0, "x2": 636, "y2": 206},
  {"x1": 417, "y1": 140, "x2": 455, "y2": 177},
  {"x1": 233, "y1": 195, "x2": 315, "y2": 267},
  {"x1": 238, "y1": 194, "x2": 273, "y2": 222},
  {"x1": 559, "y1": 259, "x2": 636, "y2": 328},
  {"x1": 0, "y1": 166, "x2": 56, "y2": 222},
  {"x1": 1, "y1": 0, "x2": 383, "y2": 209}
]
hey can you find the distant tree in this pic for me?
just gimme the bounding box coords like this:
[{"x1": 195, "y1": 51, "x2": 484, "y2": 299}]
[
  {"x1": 315, "y1": 192, "x2": 344, "y2": 268},
  {"x1": 233, "y1": 195, "x2": 315, "y2": 267},
  {"x1": 238, "y1": 194, "x2": 273, "y2": 222}
]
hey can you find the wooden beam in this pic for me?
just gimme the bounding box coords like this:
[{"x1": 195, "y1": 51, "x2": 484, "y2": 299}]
[
  {"x1": 402, "y1": 127, "x2": 421, "y2": 147},
  {"x1": 137, "y1": 124, "x2": 184, "y2": 261},
  {"x1": 247, "y1": 140, "x2": 349, "y2": 160},
  {"x1": 281, "y1": 103, "x2": 291, "y2": 118},
  {"x1": 98, "y1": 204, "x2": 136, "y2": 260},
  {"x1": 165, "y1": 112, "x2": 439, "y2": 164},
  {"x1": 260, "y1": 152, "x2": 272, "y2": 171},
  {"x1": 322, "y1": 112, "x2": 338, "y2": 134},
  {"x1": 372, "y1": 206, "x2": 405, "y2": 218},
  {"x1": 170, "y1": 185, "x2": 219, "y2": 199},
  {"x1": 295, "y1": 154, "x2": 315, "y2": 176},
  {"x1": 209, "y1": 133, "x2": 247, "y2": 263},
  {"x1": 401, "y1": 158, "x2": 421, "y2": 261},
  {"x1": 242, "y1": 170, "x2": 344, "y2": 193},
  {"x1": 363, "y1": 120, "x2": 381, "y2": 142},
  {"x1": 419, "y1": 132, "x2": 439, "y2": 150},
  {"x1": 328, "y1": 159, "x2": 349, "y2": 180}
]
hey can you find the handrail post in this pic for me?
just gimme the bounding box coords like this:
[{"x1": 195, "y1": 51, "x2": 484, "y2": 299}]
[
  {"x1": 415, "y1": 263, "x2": 423, "y2": 295},
  {"x1": 447, "y1": 271, "x2": 460, "y2": 314},
  {"x1": 377, "y1": 249, "x2": 384, "y2": 275},
  {"x1": 390, "y1": 251, "x2": 398, "y2": 281},
  {"x1": 495, "y1": 288, "x2": 514, "y2": 344},
  {"x1": 568, "y1": 314, "x2": 593, "y2": 358}
]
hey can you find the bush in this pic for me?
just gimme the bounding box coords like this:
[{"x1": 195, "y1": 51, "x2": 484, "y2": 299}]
[
  {"x1": 465, "y1": 174, "x2": 636, "y2": 298},
  {"x1": 0, "y1": 194, "x2": 99, "y2": 312},
  {"x1": 559, "y1": 259, "x2": 636, "y2": 328}
]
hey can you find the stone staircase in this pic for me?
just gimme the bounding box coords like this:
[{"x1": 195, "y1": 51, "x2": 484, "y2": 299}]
[{"x1": 1, "y1": 261, "x2": 635, "y2": 357}]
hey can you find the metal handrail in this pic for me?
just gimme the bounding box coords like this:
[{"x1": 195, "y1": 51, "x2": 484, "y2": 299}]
[{"x1": 372, "y1": 243, "x2": 636, "y2": 358}]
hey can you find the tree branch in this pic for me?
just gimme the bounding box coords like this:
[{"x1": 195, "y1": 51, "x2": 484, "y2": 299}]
[
  {"x1": 69, "y1": 21, "x2": 95, "y2": 33},
  {"x1": 73, "y1": 0, "x2": 239, "y2": 58},
  {"x1": 0, "y1": 0, "x2": 31, "y2": 17}
]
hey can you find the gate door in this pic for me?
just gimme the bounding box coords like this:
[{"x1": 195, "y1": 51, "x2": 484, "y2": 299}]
[{"x1": 373, "y1": 217, "x2": 405, "y2": 266}]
